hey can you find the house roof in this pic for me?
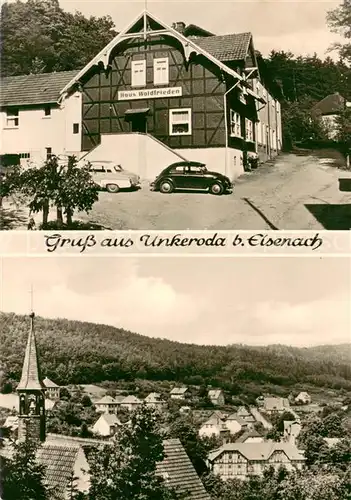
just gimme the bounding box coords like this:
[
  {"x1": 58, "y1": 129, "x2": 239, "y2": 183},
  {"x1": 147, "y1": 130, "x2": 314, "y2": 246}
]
[
  {"x1": 170, "y1": 387, "x2": 188, "y2": 395},
  {"x1": 183, "y1": 24, "x2": 215, "y2": 37},
  {"x1": 97, "y1": 413, "x2": 121, "y2": 426},
  {"x1": 312, "y1": 93, "x2": 346, "y2": 116},
  {"x1": 208, "y1": 389, "x2": 222, "y2": 398},
  {"x1": 121, "y1": 395, "x2": 142, "y2": 404},
  {"x1": 42, "y1": 436, "x2": 210, "y2": 499},
  {"x1": 17, "y1": 313, "x2": 45, "y2": 392},
  {"x1": 0, "y1": 70, "x2": 78, "y2": 107},
  {"x1": 59, "y1": 10, "x2": 250, "y2": 99},
  {"x1": 145, "y1": 392, "x2": 164, "y2": 403},
  {"x1": 95, "y1": 395, "x2": 118, "y2": 405},
  {"x1": 190, "y1": 32, "x2": 252, "y2": 62},
  {"x1": 208, "y1": 442, "x2": 305, "y2": 463},
  {"x1": 296, "y1": 392, "x2": 310, "y2": 399},
  {"x1": 235, "y1": 429, "x2": 263, "y2": 443},
  {"x1": 157, "y1": 439, "x2": 210, "y2": 500},
  {"x1": 36, "y1": 442, "x2": 84, "y2": 497},
  {"x1": 43, "y1": 377, "x2": 59, "y2": 388},
  {"x1": 226, "y1": 413, "x2": 247, "y2": 426},
  {"x1": 263, "y1": 397, "x2": 290, "y2": 411},
  {"x1": 202, "y1": 414, "x2": 225, "y2": 426}
]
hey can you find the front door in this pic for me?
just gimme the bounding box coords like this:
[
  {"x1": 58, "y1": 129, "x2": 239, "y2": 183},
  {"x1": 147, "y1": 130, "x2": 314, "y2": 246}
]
[{"x1": 130, "y1": 114, "x2": 147, "y2": 133}]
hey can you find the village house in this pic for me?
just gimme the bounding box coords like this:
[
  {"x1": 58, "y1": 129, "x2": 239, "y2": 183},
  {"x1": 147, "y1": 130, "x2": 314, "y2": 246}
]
[
  {"x1": 295, "y1": 392, "x2": 311, "y2": 405},
  {"x1": 92, "y1": 413, "x2": 122, "y2": 437},
  {"x1": 262, "y1": 397, "x2": 290, "y2": 415},
  {"x1": 235, "y1": 429, "x2": 265, "y2": 444},
  {"x1": 283, "y1": 421, "x2": 302, "y2": 446},
  {"x1": 236, "y1": 406, "x2": 255, "y2": 424},
  {"x1": 311, "y1": 92, "x2": 350, "y2": 139},
  {"x1": 94, "y1": 395, "x2": 120, "y2": 414},
  {"x1": 198, "y1": 414, "x2": 230, "y2": 439},
  {"x1": 0, "y1": 71, "x2": 82, "y2": 166},
  {"x1": 0, "y1": 10, "x2": 282, "y2": 181},
  {"x1": 225, "y1": 413, "x2": 248, "y2": 435},
  {"x1": 207, "y1": 442, "x2": 306, "y2": 480},
  {"x1": 208, "y1": 389, "x2": 225, "y2": 406},
  {"x1": 120, "y1": 394, "x2": 142, "y2": 411},
  {"x1": 144, "y1": 392, "x2": 166, "y2": 409},
  {"x1": 170, "y1": 386, "x2": 190, "y2": 400},
  {"x1": 42, "y1": 377, "x2": 60, "y2": 400},
  {"x1": 0, "y1": 312, "x2": 211, "y2": 500}
]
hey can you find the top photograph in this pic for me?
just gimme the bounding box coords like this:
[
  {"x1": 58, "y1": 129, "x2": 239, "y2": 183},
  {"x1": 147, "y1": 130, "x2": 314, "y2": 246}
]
[{"x1": 0, "y1": 0, "x2": 350, "y2": 231}]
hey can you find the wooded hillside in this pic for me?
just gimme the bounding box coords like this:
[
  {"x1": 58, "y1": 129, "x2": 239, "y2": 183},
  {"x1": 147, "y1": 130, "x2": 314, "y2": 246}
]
[{"x1": 1, "y1": 313, "x2": 350, "y2": 395}]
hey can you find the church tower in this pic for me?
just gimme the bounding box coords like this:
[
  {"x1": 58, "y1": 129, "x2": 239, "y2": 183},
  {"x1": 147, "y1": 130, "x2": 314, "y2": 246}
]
[{"x1": 17, "y1": 312, "x2": 46, "y2": 442}]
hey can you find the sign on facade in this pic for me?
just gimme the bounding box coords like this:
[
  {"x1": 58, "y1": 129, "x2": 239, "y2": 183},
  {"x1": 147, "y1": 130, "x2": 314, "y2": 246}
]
[{"x1": 118, "y1": 87, "x2": 182, "y2": 101}]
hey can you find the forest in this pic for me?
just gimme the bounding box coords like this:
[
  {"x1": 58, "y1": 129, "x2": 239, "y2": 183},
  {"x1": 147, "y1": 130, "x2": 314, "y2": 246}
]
[
  {"x1": 0, "y1": 313, "x2": 350, "y2": 396},
  {"x1": 1, "y1": 0, "x2": 351, "y2": 150}
]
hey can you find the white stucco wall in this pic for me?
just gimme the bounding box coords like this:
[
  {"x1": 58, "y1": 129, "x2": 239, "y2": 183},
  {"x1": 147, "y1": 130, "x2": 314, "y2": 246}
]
[
  {"x1": 0, "y1": 92, "x2": 82, "y2": 165},
  {"x1": 175, "y1": 147, "x2": 244, "y2": 180}
]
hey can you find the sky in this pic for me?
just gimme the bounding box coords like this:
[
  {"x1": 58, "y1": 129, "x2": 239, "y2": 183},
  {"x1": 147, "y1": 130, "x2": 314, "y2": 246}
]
[
  {"x1": 0, "y1": 256, "x2": 350, "y2": 347},
  {"x1": 57, "y1": 0, "x2": 344, "y2": 58}
]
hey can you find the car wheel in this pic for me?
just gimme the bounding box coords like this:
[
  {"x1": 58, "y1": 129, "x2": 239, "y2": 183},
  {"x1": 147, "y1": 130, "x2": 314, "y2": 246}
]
[
  {"x1": 160, "y1": 180, "x2": 174, "y2": 194},
  {"x1": 210, "y1": 182, "x2": 224, "y2": 195},
  {"x1": 106, "y1": 183, "x2": 120, "y2": 193}
]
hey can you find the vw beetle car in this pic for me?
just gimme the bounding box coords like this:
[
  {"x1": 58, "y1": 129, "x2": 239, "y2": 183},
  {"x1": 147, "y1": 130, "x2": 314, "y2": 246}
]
[
  {"x1": 88, "y1": 161, "x2": 140, "y2": 193},
  {"x1": 150, "y1": 161, "x2": 233, "y2": 195}
]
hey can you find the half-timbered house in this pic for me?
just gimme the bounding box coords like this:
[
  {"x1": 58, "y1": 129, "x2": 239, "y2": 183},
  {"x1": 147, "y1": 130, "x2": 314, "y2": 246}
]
[
  {"x1": 59, "y1": 10, "x2": 280, "y2": 180},
  {"x1": 0, "y1": 10, "x2": 282, "y2": 180}
]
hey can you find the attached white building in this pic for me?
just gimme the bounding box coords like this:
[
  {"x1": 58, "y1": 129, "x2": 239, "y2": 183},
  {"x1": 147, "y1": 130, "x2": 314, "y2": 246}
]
[{"x1": 0, "y1": 71, "x2": 82, "y2": 166}]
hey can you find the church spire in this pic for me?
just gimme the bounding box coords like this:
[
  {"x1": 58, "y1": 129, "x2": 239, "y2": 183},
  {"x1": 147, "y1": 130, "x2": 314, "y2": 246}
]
[
  {"x1": 17, "y1": 312, "x2": 46, "y2": 443},
  {"x1": 17, "y1": 312, "x2": 45, "y2": 391}
]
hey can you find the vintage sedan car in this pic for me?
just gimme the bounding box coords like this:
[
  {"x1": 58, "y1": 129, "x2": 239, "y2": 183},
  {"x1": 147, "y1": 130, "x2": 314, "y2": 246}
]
[
  {"x1": 88, "y1": 161, "x2": 140, "y2": 193},
  {"x1": 150, "y1": 161, "x2": 233, "y2": 195}
]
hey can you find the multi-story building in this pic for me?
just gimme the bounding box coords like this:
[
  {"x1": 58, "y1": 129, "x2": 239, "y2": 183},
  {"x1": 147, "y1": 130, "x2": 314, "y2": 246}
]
[
  {"x1": 207, "y1": 442, "x2": 305, "y2": 480},
  {"x1": 0, "y1": 10, "x2": 282, "y2": 180}
]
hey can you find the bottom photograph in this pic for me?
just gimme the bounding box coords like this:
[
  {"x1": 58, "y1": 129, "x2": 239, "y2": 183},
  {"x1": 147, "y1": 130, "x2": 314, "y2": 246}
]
[{"x1": 0, "y1": 256, "x2": 350, "y2": 500}]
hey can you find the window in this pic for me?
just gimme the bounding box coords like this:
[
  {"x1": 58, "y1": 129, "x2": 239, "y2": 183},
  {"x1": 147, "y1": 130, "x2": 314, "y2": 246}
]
[
  {"x1": 154, "y1": 57, "x2": 169, "y2": 85},
  {"x1": 19, "y1": 152, "x2": 30, "y2": 159},
  {"x1": 169, "y1": 109, "x2": 192, "y2": 135},
  {"x1": 245, "y1": 119, "x2": 254, "y2": 142},
  {"x1": 170, "y1": 166, "x2": 185, "y2": 173},
  {"x1": 131, "y1": 59, "x2": 146, "y2": 87},
  {"x1": 73, "y1": 123, "x2": 79, "y2": 134},
  {"x1": 46, "y1": 147, "x2": 52, "y2": 160},
  {"x1": 6, "y1": 108, "x2": 19, "y2": 127},
  {"x1": 230, "y1": 110, "x2": 241, "y2": 137},
  {"x1": 257, "y1": 122, "x2": 262, "y2": 144},
  {"x1": 44, "y1": 106, "x2": 51, "y2": 117}
]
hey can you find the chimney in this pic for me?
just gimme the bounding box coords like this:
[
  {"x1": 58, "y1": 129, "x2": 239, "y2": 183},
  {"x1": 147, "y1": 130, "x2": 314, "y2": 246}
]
[{"x1": 172, "y1": 22, "x2": 186, "y2": 34}]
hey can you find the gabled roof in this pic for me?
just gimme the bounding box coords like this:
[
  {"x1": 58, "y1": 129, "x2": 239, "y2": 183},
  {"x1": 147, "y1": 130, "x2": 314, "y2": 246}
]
[
  {"x1": 201, "y1": 414, "x2": 225, "y2": 426},
  {"x1": 157, "y1": 439, "x2": 210, "y2": 500},
  {"x1": 190, "y1": 33, "x2": 252, "y2": 62},
  {"x1": 183, "y1": 24, "x2": 215, "y2": 37},
  {"x1": 237, "y1": 406, "x2": 251, "y2": 416},
  {"x1": 208, "y1": 442, "x2": 305, "y2": 462},
  {"x1": 43, "y1": 377, "x2": 59, "y2": 388},
  {"x1": 145, "y1": 392, "x2": 164, "y2": 403},
  {"x1": 226, "y1": 413, "x2": 247, "y2": 426},
  {"x1": 121, "y1": 395, "x2": 142, "y2": 404},
  {"x1": 312, "y1": 93, "x2": 346, "y2": 116},
  {"x1": 170, "y1": 387, "x2": 189, "y2": 395},
  {"x1": 208, "y1": 389, "x2": 223, "y2": 398},
  {"x1": 95, "y1": 395, "x2": 118, "y2": 405},
  {"x1": 96, "y1": 413, "x2": 121, "y2": 426},
  {"x1": 36, "y1": 442, "x2": 86, "y2": 498},
  {"x1": 59, "y1": 9, "x2": 246, "y2": 99},
  {"x1": 17, "y1": 313, "x2": 45, "y2": 391},
  {"x1": 235, "y1": 429, "x2": 263, "y2": 443},
  {"x1": 263, "y1": 397, "x2": 290, "y2": 411},
  {"x1": 0, "y1": 70, "x2": 78, "y2": 107}
]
